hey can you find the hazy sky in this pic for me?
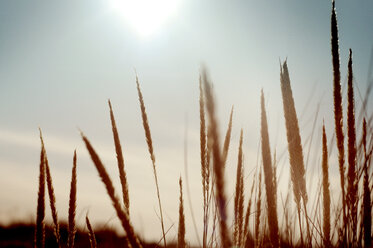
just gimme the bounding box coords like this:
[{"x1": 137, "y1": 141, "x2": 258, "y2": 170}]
[{"x1": 0, "y1": 0, "x2": 372, "y2": 244}]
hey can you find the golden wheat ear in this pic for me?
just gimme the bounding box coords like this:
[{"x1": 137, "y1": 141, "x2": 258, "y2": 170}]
[
  {"x1": 86, "y1": 215, "x2": 97, "y2": 248},
  {"x1": 81, "y1": 133, "x2": 142, "y2": 248},
  {"x1": 35, "y1": 130, "x2": 46, "y2": 248},
  {"x1": 108, "y1": 99, "x2": 130, "y2": 214},
  {"x1": 67, "y1": 150, "x2": 77, "y2": 248}
]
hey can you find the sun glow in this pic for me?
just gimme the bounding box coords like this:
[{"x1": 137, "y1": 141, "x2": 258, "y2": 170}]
[{"x1": 111, "y1": 0, "x2": 180, "y2": 36}]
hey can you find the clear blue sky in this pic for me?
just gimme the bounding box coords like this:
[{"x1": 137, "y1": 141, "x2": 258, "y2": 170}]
[{"x1": 0, "y1": 0, "x2": 372, "y2": 244}]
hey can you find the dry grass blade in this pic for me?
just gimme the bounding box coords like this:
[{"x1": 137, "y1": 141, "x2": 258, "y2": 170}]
[
  {"x1": 136, "y1": 76, "x2": 167, "y2": 248},
  {"x1": 178, "y1": 177, "x2": 186, "y2": 248},
  {"x1": 331, "y1": 1, "x2": 347, "y2": 239},
  {"x1": 322, "y1": 123, "x2": 331, "y2": 247},
  {"x1": 362, "y1": 119, "x2": 372, "y2": 247},
  {"x1": 81, "y1": 133, "x2": 142, "y2": 248},
  {"x1": 86, "y1": 215, "x2": 97, "y2": 248},
  {"x1": 233, "y1": 129, "x2": 244, "y2": 247},
  {"x1": 202, "y1": 68, "x2": 232, "y2": 247},
  {"x1": 346, "y1": 49, "x2": 358, "y2": 243},
  {"x1": 68, "y1": 150, "x2": 77, "y2": 248},
  {"x1": 34, "y1": 131, "x2": 46, "y2": 248},
  {"x1": 108, "y1": 99, "x2": 130, "y2": 213},
  {"x1": 260, "y1": 91, "x2": 280, "y2": 247}
]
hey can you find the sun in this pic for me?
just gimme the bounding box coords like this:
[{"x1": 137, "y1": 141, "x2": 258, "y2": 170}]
[{"x1": 111, "y1": 0, "x2": 180, "y2": 36}]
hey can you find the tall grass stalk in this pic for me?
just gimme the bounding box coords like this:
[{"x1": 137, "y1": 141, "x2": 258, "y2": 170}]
[
  {"x1": 39, "y1": 132, "x2": 61, "y2": 247},
  {"x1": 199, "y1": 77, "x2": 209, "y2": 248},
  {"x1": 44, "y1": 155, "x2": 61, "y2": 247},
  {"x1": 68, "y1": 150, "x2": 77, "y2": 248},
  {"x1": 202, "y1": 68, "x2": 232, "y2": 247},
  {"x1": 222, "y1": 106, "x2": 234, "y2": 165},
  {"x1": 233, "y1": 129, "x2": 244, "y2": 247},
  {"x1": 243, "y1": 171, "x2": 256, "y2": 247},
  {"x1": 86, "y1": 215, "x2": 97, "y2": 248},
  {"x1": 362, "y1": 118, "x2": 372, "y2": 247},
  {"x1": 178, "y1": 177, "x2": 186, "y2": 248},
  {"x1": 346, "y1": 49, "x2": 358, "y2": 244},
  {"x1": 260, "y1": 91, "x2": 280, "y2": 248},
  {"x1": 108, "y1": 100, "x2": 130, "y2": 214},
  {"x1": 255, "y1": 169, "x2": 262, "y2": 247},
  {"x1": 34, "y1": 132, "x2": 46, "y2": 248},
  {"x1": 136, "y1": 76, "x2": 167, "y2": 248},
  {"x1": 81, "y1": 133, "x2": 142, "y2": 248},
  {"x1": 331, "y1": 1, "x2": 347, "y2": 241},
  {"x1": 280, "y1": 61, "x2": 311, "y2": 246},
  {"x1": 322, "y1": 123, "x2": 331, "y2": 247}
]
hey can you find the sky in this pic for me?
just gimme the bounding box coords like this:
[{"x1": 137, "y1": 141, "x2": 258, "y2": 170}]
[{"x1": 0, "y1": 0, "x2": 372, "y2": 245}]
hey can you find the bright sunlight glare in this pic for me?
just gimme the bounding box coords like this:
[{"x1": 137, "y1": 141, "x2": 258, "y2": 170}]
[{"x1": 111, "y1": 0, "x2": 180, "y2": 36}]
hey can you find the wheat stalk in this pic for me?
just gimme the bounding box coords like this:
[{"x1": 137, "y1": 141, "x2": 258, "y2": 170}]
[
  {"x1": 81, "y1": 133, "x2": 142, "y2": 248},
  {"x1": 108, "y1": 99, "x2": 130, "y2": 214},
  {"x1": 68, "y1": 150, "x2": 77, "y2": 248},
  {"x1": 260, "y1": 91, "x2": 280, "y2": 247},
  {"x1": 136, "y1": 76, "x2": 167, "y2": 248},
  {"x1": 202, "y1": 68, "x2": 232, "y2": 247}
]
